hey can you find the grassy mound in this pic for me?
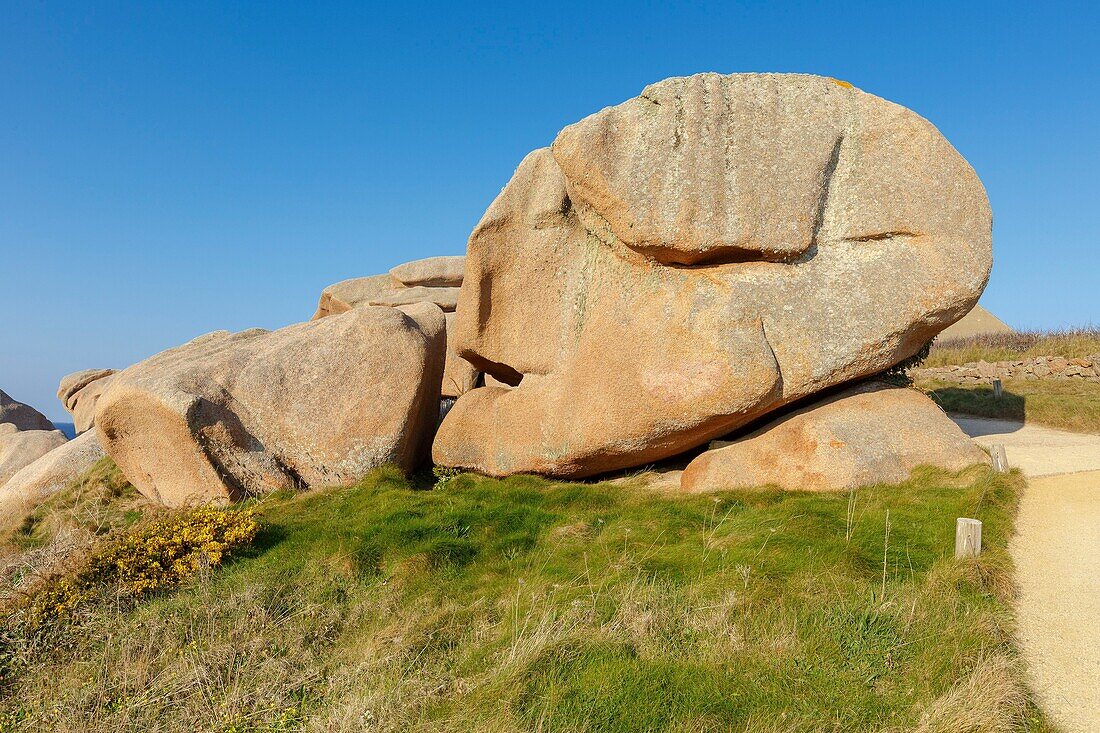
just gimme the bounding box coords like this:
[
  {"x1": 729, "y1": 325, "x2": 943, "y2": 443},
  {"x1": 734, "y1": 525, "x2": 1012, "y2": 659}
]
[{"x1": 0, "y1": 464, "x2": 1054, "y2": 732}]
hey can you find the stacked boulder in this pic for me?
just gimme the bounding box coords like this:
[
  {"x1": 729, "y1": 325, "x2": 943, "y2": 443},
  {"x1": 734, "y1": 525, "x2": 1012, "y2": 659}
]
[
  {"x1": 312, "y1": 255, "x2": 478, "y2": 398},
  {"x1": 57, "y1": 368, "x2": 117, "y2": 434},
  {"x1": 95, "y1": 304, "x2": 446, "y2": 507},
  {"x1": 433, "y1": 72, "x2": 994, "y2": 488},
  {"x1": 0, "y1": 390, "x2": 67, "y2": 487},
  {"x1": 0, "y1": 389, "x2": 74, "y2": 526},
  {"x1": 9, "y1": 72, "x2": 1000, "y2": 515}
]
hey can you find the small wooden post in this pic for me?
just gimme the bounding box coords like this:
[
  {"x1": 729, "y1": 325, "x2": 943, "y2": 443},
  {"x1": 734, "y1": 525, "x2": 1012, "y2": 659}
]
[
  {"x1": 956, "y1": 518, "x2": 982, "y2": 558},
  {"x1": 990, "y1": 444, "x2": 1009, "y2": 473},
  {"x1": 992, "y1": 379, "x2": 1003, "y2": 399}
]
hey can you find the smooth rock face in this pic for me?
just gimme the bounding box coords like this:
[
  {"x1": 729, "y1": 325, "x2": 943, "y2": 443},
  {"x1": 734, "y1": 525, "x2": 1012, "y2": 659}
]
[
  {"x1": 0, "y1": 422, "x2": 68, "y2": 487},
  {"x1": 390, "y1": 256, "x2": 465, "y2": 287},
  {"x1": 435, "y1": 73, "x2": 992, "y2": 478},
  {"x1": 96, "y1": 305, "x2": 446, "y2": 507},
  {"x1": 57, "y1": 369, "x2": 117, "y2": 433},
  {"x1": 0, "y1": 389, "x2": 56, "y2": 432},
  {"x1": 0, "y1": 431, "x2": 105, "y2": 528},
  {"x1": 680, "y1": 383, "x2": 989, "y2": 492}
]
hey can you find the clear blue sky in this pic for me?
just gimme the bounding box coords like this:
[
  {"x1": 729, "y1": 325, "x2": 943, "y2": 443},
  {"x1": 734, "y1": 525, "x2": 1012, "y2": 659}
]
[{"x1": 2, "y1": 1, "x2": 1097, "y2": 422}]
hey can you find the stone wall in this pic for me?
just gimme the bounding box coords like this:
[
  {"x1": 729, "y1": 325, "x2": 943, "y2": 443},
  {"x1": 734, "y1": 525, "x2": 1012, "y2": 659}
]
[{"x1": 913, "y1": 355, "x2": 1100, "y2": 383}]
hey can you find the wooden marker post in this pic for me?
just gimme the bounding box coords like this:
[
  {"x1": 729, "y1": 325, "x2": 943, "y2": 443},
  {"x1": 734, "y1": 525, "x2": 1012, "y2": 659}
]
[
  {"x1": 990, "y1": 444, "x2": 1008, "y2": 473},
  {"x1": 992, "y1": 379, "x2": 1003, "y2": 399},
  {"x1": 956, "y1": 518, "x2": 982, "y2": 558}
]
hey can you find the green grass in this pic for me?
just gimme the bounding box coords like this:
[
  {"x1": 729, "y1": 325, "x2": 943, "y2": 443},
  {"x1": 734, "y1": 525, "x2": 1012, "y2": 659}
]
[
  {"x1": 0, "y1": 464, "x2": 1055, "y2": 732},
  {"x1": 925, "y1": 328, "x2": 1100, "y2": 368},
  {"x1": 919, "y1": 377, "x2": 1100, "y2": 434}
]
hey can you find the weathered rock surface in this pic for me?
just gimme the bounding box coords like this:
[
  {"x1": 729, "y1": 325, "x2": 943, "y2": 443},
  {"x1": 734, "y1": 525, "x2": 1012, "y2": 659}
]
[
  {"x1": 390, "y1": 256, "x2": 465, "y2": 287},
  {"x1": 58, "y1": 369, "x2": 117, "y2": 433},
  {"x1": 0, "y1": 389, "x2": 56, "y2": 432},
  {"x1": 435, "y1": 72, "x2": 992, "y2": 478},
  {"x1": 0, "y1": 423, "x2": 68, "y2": 487},
  {"x1": 680, "y1": 383, "x2": 989, "y2": 492},
  {"x1": 96, "y1": 305, "x2": 446, "y2": 507},
  {"x1": 311, "y1": 274, "x2": 396, "y2": 320},
  {"x1": 0, "y1": 431, "x2": 105, "y2": 528},
  {"x1": 313, "y1": 258, "x2": 476, "y2": 397},
  {"x1": 368, "y1": 286, "x2": 460, "y2": 312},
  {"x1": 443, "y1": 312, "x2": 479, "y2": 397}
]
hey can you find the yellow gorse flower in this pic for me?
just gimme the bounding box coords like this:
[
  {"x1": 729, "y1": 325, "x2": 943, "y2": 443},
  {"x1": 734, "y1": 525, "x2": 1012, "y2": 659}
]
[{"x1": 8, "y1": 506, "x2": 259, "y2": 631}]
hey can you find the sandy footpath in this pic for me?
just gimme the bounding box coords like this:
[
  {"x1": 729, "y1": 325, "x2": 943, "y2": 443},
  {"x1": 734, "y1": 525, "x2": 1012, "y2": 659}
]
[{"x1": 952, "y1": 416, "x2": 1100, "y2": 733}]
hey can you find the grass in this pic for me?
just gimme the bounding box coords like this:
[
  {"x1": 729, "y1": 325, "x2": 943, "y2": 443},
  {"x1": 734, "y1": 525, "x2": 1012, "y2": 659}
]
[
  {"x1": 925, "y1": 328, "x2": 1100, "y2": 368},
  {"x1": 918, "y1": 377, "x2": 1100, "y2": 434},
  {"x1": 0, "y1": 462, "x2": 1055, "y2": 732}
]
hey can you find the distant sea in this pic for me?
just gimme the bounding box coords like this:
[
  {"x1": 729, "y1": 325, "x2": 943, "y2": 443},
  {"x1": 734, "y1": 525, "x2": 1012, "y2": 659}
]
[{"x1": 53, "y1": 422, "x2": 77, "y2": 439}]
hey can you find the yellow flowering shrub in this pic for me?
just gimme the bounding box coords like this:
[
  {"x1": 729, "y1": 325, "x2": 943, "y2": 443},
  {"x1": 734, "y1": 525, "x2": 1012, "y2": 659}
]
[{"x1": 7, "y1": 506, "x2": 259, "y2": 631}]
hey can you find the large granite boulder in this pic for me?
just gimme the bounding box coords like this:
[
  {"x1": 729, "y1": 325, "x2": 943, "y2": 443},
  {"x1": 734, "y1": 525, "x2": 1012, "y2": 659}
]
[
  {"x1": 57, "y1": 369, "x2": 117, "y2": 434},
  {"x1": 0, "y1": 389, "x2": 56, "y2": 432},
  {"x1": 680, "y1": 383, "x2": 989, "y2": 492},
  {"x1": 96, "y1": 304, "x2": 446, "y2": 507},
  {"x1": 0, "y1": 431, "x2": 106, "y2": 529},
  {"x1": 312, "y1": 257, "x2": 478, "y2": 398},
  {"x1": 0, "y1": 422, "x2": 68, "y2": 487},
  {"x1": 434, "y1": 73, "x2": 992, "y2": 478}
]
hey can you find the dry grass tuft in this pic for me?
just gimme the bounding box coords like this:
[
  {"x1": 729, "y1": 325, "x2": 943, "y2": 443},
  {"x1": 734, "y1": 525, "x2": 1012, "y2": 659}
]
[
  {"x1": 912, "y1": 654, "x2": 1029, "y2": 733},
  {"x1": 927, "y1": 327, "x2": 1100, "y2": 367}
]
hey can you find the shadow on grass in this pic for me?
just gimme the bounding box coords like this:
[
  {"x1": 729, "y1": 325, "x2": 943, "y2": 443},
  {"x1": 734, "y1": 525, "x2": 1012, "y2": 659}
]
[
  {"x1": 232, "y1": 522, "x2": 289, "y2": 562},
  {"x1": 926, "y1": 385, "x2": 1025, "y2": 424}
]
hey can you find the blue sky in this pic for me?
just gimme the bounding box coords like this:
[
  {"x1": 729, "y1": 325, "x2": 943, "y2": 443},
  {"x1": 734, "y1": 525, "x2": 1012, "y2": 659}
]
[{"x1": 2, "y1": 1, "x2": 1097, "y2": 421}]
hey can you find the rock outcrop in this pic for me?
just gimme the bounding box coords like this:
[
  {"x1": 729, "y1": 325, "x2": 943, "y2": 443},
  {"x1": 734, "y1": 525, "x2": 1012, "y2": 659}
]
[
  {"x1": 96, "y1": 304, "x2": 446, "y2": 507},
  {"x1": 368, "y1": 286, "x2": 460, "y2": 312},
  {"x1": 311, "y1": 274, "x2": 396, "y2": 320},
  {"x1": 0, "y1": 389, "x2": 56, "y2": 432},
  {"x1": 435, "y1": 73, "x2": 992, "y2": 479},
  {"x1": 0, "y1": 422, "x2": 68, "y2": 487},
  {"x1": 312, "y1": 257, "x2": 478, "y2": 398},
  {"x1": 0, "y1": 431, "x2": 106, "y2": 528},
  {"x1": 57, "y1": 369, "x2": 117, "y2": 433},
  {"x1": 680, "y1": 383, "x2": 989, "y2": 492},
  {"x1": 390, "y1": 255, "x2": 465, "y2": 287}
]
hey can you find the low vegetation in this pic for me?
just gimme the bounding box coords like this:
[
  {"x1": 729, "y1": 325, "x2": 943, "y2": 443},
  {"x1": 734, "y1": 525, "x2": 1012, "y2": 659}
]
[
  {"x1": 0, "y1": 461, "x2": 1054, "y2": 732},
  {"x1": 918, "y1": 378, "x2": 1100, "y2": 434},
  {"x1": 925, "y1": 328, "x2": 1100, "y2": 368}
]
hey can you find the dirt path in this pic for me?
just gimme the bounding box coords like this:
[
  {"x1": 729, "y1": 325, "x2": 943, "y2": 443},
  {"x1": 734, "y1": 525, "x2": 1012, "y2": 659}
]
[{"x1": 952, "y1": 416, "x2": 1100, "y2": 733}]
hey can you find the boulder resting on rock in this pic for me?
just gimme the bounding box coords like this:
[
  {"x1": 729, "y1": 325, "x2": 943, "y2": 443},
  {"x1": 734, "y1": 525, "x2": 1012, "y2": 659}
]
[
  {"x1": 435, "y1": 73, "x2": 992, "y2": 479},
  {"x1": 390, "y1": 256, "x2": 465, "y2": 287},
  {"x1": 0, "y1": 431, "x2": 106, "y2": 530},
  {"x1": 0, "y1": 422, "x2": 68, "y2": 487},
  {"x1": 680, "y1": 383, "x2": 989, "y2": 492},
  {"x1": 311, "y1": 274, "x2": 396, "y2": 320},
  {"x1": 312, "y1": 257, "x2": 477, "y2": 398},
  {"x1": 58, "y1": 369, "x2": 117, "y2": 434},
  {"x1": 96, "y1": 304, "x2": 446, "y2": 507}
]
